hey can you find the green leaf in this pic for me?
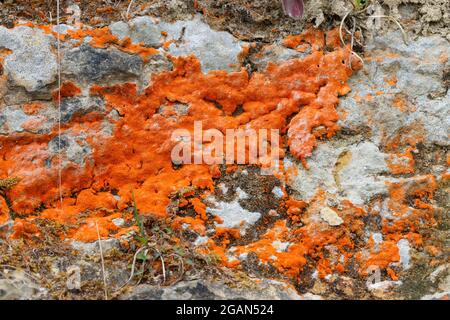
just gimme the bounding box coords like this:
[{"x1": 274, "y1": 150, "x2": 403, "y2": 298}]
[
  {"x1": 136, "y1": 251, "x2": 148, "y2": 262},
  {"x1": 354, "y1": 0, "x2": 368, "y2": 9},
  {"x1": 131, "y1": 191, "x2": 146, "y2": 239}
]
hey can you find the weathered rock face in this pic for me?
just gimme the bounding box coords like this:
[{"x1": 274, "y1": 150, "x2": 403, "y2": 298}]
[
  {"x1": 0, "y1": 8, "x2": 448, "y2": 300},
  {"x1": 0, "y1": 26, "x2": 57, "y2": 92},
  {"x1": 121, "y1": 279, "x2": 316, "y2": 300}
]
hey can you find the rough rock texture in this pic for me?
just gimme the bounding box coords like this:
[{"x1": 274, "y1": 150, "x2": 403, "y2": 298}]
[
  {"x1": 0, "y1": 26, "x2": 57, "y2": 92},
  {"x1": 112, "y1": 15, "x2": 244, "y2": 73},
  {"x1": 0, "y1": 4, "x2": 448, "y2": 300},
  {"x1": 62, "y1": 45, "x2": 143, "y2": 83},
  {"x1": 121, "y1": 279, "x2": 316, "y2": 300}
]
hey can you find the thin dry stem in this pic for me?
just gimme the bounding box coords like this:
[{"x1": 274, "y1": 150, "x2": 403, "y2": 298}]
[{"x1": 95, "y1": 221, "x2": 108, "y2": 300}]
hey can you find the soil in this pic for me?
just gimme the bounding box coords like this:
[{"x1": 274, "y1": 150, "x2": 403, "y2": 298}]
[{"x1": 0, "y1": 0, "x2": 449, "y2": 41}]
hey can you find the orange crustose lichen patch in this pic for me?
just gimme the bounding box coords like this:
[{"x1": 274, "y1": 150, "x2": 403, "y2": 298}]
[
  {"x1": 0, "y1": 197, "x2": 9, "y2": 225},
  {"x1": 0, "y1": 23, "x2": 442, "y2": 285},
  {"x1": 52, "y1": 81, "x2": 82, "y2": 103},
  {"x1": 22, "y1": 102, "x2": 45, "y2": 115},
  {"x1": 353, "y1": 174, "x2": 438, "y2": 275},
  {"x1": 1, "y1": 28, "x2": 359, "y2": 251},
  {"x1": 233, "y1": 197, "x2": 365, "y2": 279},
  {"x1": 387, "y1": 148, "x2": 416, "y2": 175},
  {"x1": 65, "y1": 27, "x2": 158, "y2": 62}
]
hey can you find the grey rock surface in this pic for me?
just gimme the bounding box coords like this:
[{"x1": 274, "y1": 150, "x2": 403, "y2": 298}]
[
  {"x1": 338, "y1": 32, "x2": 450, "y2": 147},
  {"x1": 120, "y1": 279, "x2": 318, "y2": 300},
  {"x1": 60, "y1": 96, "x2": 105, "y2": 123},
  {"x1": 285, "y1": 141, "x2": 390, "y2": 205},
  {"x1": 48, "y1": 133, "x2": 92, "y2": 166},
  {"x1": 0, "y1": 269, "x2": 47, "y2": 300},
  {"x1": 160, "y1": 15, "x2": 244, "y2": 72},
  {"x1": 110, "y1": 17, "x2": 163, "y2": 47},
  {"x1": 0, "y1": 26, "x2": 57, "y2": 92},
  {"x1": 62, "y1": 44, "x2": 143, "y2": 83}
]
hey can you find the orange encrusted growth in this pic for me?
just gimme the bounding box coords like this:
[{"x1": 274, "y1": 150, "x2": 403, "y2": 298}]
[
  {"x1": 52, "y1": 81, "x2": 82, "y2": 103},
  {"x1": 11, "y1": 218, "x2": 40, "y2": 240},
  {"x1": 387, "y1": 148, "x2": 416, "y2": 175},
  {"x1": 285, "y1": 198, "x2": 307, "y2": 223},
  {"x1": 64, "y1": 27, "x2": 159, "y2": 61},
  {"x1": 283, "y1": 29, "x2": 325, "y2": 51},
  {"x1": 1, "y1": 28, "x2": 360, "y2": 256},
  {"x1": 22, "y1": 102, "x2": 45, "y2": 115},
  {"x1": 230, "y1": 196, "x2": 366, "y2": 279},
  {"x1": 0, "y1": 197, "x2": 9, "y2": 225}
]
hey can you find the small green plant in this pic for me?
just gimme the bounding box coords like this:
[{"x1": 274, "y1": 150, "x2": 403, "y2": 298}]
[
  {"x1": 0, "y1": 177, "x2": 20, "y2": 191},
  {"x1": 131, "y1": 191, "x2": 148, "y2": 246},
  {"x1": 354, "y1": 0, "x2": 369, "y2": 10}
]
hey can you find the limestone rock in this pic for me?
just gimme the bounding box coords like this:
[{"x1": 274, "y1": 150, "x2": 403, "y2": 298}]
[
  {"x1": 62, "y1": 44, "x2": 143, "y2": 83},
  {"x1": 320, "y1": 207, "x2": 343, "y2": 226},
  {"x1": 120, "y1": 279, "x2": 316, "y2": 300},
  {"x1": 0, "y1": 26, "x2": 57, "y2": 92}
]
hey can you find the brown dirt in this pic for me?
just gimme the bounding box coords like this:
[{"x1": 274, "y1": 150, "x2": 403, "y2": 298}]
[{"x1": 1, "y1": 1, "x2": 449, "y2": 42}]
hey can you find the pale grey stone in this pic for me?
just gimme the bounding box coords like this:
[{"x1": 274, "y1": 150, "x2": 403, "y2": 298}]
[
  {"x1": 120, "y1": 279, "x2": 311, "y2": 300},
  {"x1": 207, "y1": 199, "x2": 261, "y2": 235},
  {"x1": 62, "y1": 44, "x2": 143, "y2": 82},
  {"x1": 161, "y1": 15, "x2": 243, "y2": 72},
  {"x1": 129, "y1": 16, "x2": 162, "y2": 47},
  {"x1": 338, "y1": 31, "x2": 450, "y2": 146},
  {"x1": 0, "y1": 26, "x2": 57, "y2": 92}
]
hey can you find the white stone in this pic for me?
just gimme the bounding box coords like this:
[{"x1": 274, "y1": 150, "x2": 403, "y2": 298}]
[
  {"x1": 320, "y1": 207, "x2": 344, "y2": 226},
  {"x1": 397, "y1": 239, "x2": 411, "y2": 269},
  {"x1": 272, "y1": 240, "x2": 290, "y2": 252},
  {"x1": 112, "y1": 218, "x2": 125, "y2": 227},
  {"x1": 0, "y1": 26, "x2": 57, "y2": 91},
  {"x1": 235, "y1": 187, "x2": 249, "y2": 199},
  {"x1": 271, "y1": 186, "x2": 284, "y2": 199},
  {"x1": 207, "y1": 200, "x2": 261, "y2": 235}
]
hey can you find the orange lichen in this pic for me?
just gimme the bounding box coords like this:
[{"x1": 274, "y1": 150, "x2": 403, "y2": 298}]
[
  {"x1": 20, "y1": 116, "x2": 47, "y2": 132},
  {"x1": 230, "y1": 196, "x2": 366, "y2": 279},
  {"x1": 385, "y1": 175, "x2": 436, "y2": 222},
  {"x1": 64, "y1": 27, "x2": 158, "y2": 61},
  {"x1": 384, "y1": 122, "x2": 425, "y2": 151},
  {"x1": 285, "y1": 198, "x2": 307, "y2": 223},
  {"x1": 357, "y1": 240, "x2": 400, "y2": 274},
  {"x1": 67, "y1": 212, "x2": 125, "y2": 242},
  {"x1": 438, "y1": 53, "x2": 448, "y2": 64},
  {"x1": 52, "y1": 81, "x2": 82, "y2": 103},
  {"x1": 0, "y1": 48, "x2": 12, "y2": 63},
  {"x1": 190, "y1": 198, "x2": 208, "y2": 221},
  {"x1": 425, "y1": 245, "x2": 442, "y2": 257},
  {"x1": 96, "y1": 6, "x2": 115, "y2": 14},
  {"x1": 119, "y1": 37, "x2": 159, "y2": 62},
  {"x1": 214, "y1": 227, "x2": 241, "y2": 241},
  {"x1": 387, "y1": 148, "x2": 415, "y2": 175},
  {"x1": 0, "y1": 197, "x2": 9, "y2": 225},
  {"x1": 0, "y1": 27, "x2": 368, "y2": 280},
  {"x1": 392, "y1": 95, "x2": 408, "y2": 112},
  {"x1": 11, "y1": 218, "x2": 40, "y2": 239},
  {"x1": 172, "y1": 216, "x2": 206, "y2": 236},
  {"x1": 0, "y1": 16, "x2": 443, "y2": 290},
  {"x1": 384, "y1": 76, "x2": 398, "y2": 86},
  {"x1": 162, "y1": 39, "x2": 177, "y2": 50},
  {"x1": 353, "y1": 175, "x2": 438, "y2": 275},
  {"x1": 283, "y1": 29, "x2": 325, "y2": 51},
  {"x1": 22, "y1": 102, "x2": 45, "y2": 115},
  {"x1": 387, "y1": 267, "x2": 399, "y2": 281},
  {"x1": 67, "y1": 27, "x2": 118, "y2": 48}
]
